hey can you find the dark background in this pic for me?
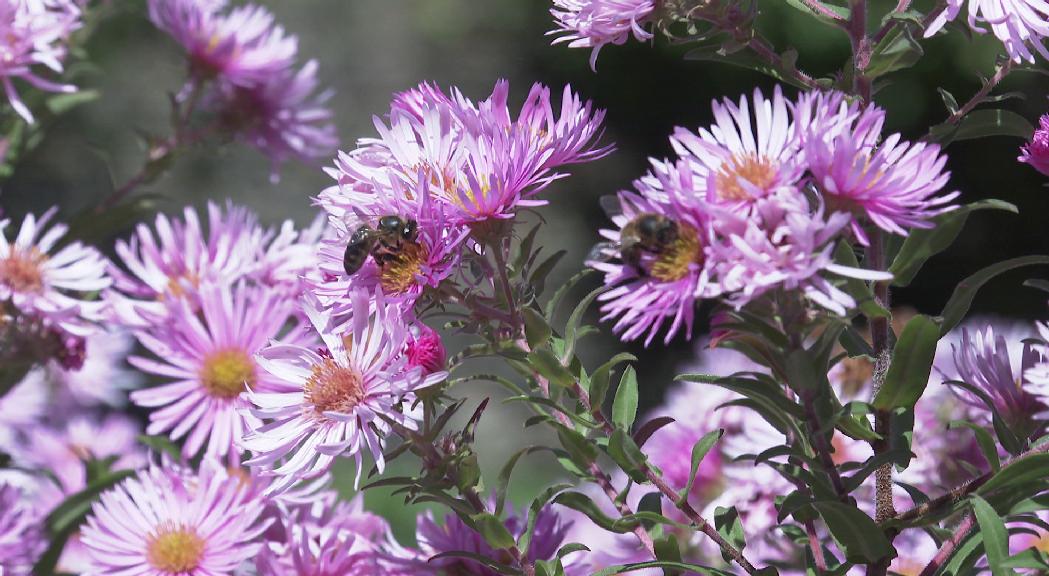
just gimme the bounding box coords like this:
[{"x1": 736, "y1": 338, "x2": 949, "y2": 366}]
[{"x1": 3, "y1": 0, "x2": 1048, "y2": 539}]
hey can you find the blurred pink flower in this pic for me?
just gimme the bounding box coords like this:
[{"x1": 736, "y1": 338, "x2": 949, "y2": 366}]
[
  {"x1": 549, "y1": 0, "x2": 657, "y2": 69},
  {"x1": 19, "y1": 414, "x2": 145, "y2": 494},
  {"x1": 0, "y1": 0, "x2": 81, "y2": 123},
  {"x1": 925, "y1": 0, "x2": 1049, "y2": 63},
  {"x1": 1019, "y1": 114, "x2": 1049, "y2": 176},
  {"x1": 0, "y1": 481, "x2": 46, "y2": 575},
  {"x1": 80, "y1": 461, "x2": 271, "y2": 576}
]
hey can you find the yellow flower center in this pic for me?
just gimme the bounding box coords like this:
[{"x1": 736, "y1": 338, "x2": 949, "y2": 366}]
[
  {"x1": 304, "y1": 357, "x2": 365, "y2": 418},
  {"x1": 378, "y1": 242, "x2": 428, "y2": 294},
  {"x1": 146, "y1": 525, "x2": 205, "y2": 573},
  {"x1": 0, "y1": 248, "x2": 47, "y2": 293},
  {"x1": 198, "y1": 348, "x2": 256, "y2": 400},
  {"x1": 714, "y1": 153, "x2": 778, "y2": 201},
  {"x1": 649, "y1": 224, "x2": 703, "y2": 282}
]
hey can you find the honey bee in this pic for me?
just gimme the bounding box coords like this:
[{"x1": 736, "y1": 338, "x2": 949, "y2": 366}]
[
  {"x1": 342, "y1": 215, "x2": 419, "y2": 276},
  {"x1": 618, "y1": 213, "x2": 679, "y2": 270}
]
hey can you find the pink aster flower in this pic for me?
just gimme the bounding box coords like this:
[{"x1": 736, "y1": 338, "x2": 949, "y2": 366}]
[
  {"x1": 148, "y1": 0, "x2": 296, "y2": 85},
  {"x1": 250, "y1": 213, "x2": 328, "y2": 296},
  {"x1": 1019, "y1": 114, "x2": 1049, "y2": 176},
  {"x1": 0, "y1": 481, "x2": 46, "y2": 575},
  {"x1": 257, "y1": 494, "x2": 426, "y2": 576},
  {"x1": 590, "y1": 164, "x2": 722, "y2": 346},
  {"x1": 801, "y1": 91, "x2": 958, "y2": 245},
  {"x1": 0, "y1": 369, "x2": 46, "y2": 452},
  {"x1": 925, "y1": 0, "x2": 1049, "y2": 63},
  {"x1": 670, "y1": 86, "x2": 805, "y2": 215},
  {"x1": 108, "y1": 201, "x2": 267, "y2": 326},
  {"x1": 948, "y1": 324, "x2": 1047, "y2": 441},
  {"x1": 1, "y1": 208, "x2": 110, "y2": 336},
  {"x1": 549, "y1": 0, "x2": 657, "y2": 69},
  {"x1": 129, "y1": 281, "x2": 310, "y2": 460},
  {"x1": 242, "y1": 291, "x2": 446, "y2": 493},
  {"x1": 18, "y1": 415, "x2": 145, "y2": 494},
  {"x1": 217, "y1": 59, "x2": 338, "y2": 180},
  {"x1": 0, "y1": 0, "x2": 81, "y2": 123},
  {"x1": 417, "y1": 498, "x2": 585, "y2": 576},
  {"x1": 80, "y1": 461, "x2": 271, "y2": 576}
]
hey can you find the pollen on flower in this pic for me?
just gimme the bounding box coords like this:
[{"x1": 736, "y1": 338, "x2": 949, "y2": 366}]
[
  {"x1": 146, "y1": 524, "x2": 205, "y2": 573},
  {"x1": 379, "y1": 242, "x2": 428, "y2": 293},
  {"x1": 649, "y1": 224, "x2": 702, "y2": 282},
  {"x1": 304, "y1": 357, "x2": 365, "y2": 417},
  {"x1": 715, "y1": 153, "x2": 777, "y2": 201},
  {"x1": 199, "y1": 348, "x2": 256, "y2": 399},
  {"x1": 0, "y1": 248, "x2": 47, "y2": 293}
]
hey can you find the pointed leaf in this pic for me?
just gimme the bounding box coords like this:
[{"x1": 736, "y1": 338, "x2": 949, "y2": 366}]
[
  {"x1": 611, "y1": 366, "x2": 638, "y2": 430},
  {"x1": 939, "y1": 256, "x2": 1049, "y2": 335},
  {"x1": 971, "y1": 495, "x2": 1013, "y2": 576},
  {"x1": 872, "y1": 315, "x2": 939, "y2": 410}
]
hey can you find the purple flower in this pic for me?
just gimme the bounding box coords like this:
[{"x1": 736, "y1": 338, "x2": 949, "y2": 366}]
[
  {"x1": 1, "y1": 208, "x2": 110, "y2": 336},
  {"x1": 0, "y1": 0, "x2": 81, "y2": 123},
  {"x1": 80, "y1": 461, "x2": 271, "y2": 576},
  {"x1": 148, "y1": 0, "x2": 296, "y2": 85},
  {"x1": 549, "y1": 0, "x2": 657, "y2": 69},
  {"x1": 1019, "y1": 114, "x2": 1049, "y2": 176},
  {"x1": 217, "y1": 59, "x2": 338, "y2": 180},
  {"x1": 406, "y1": 323, "x2": 446, "y2": 376},
  {"x1": 52, "y1": 328, "x2": 142, "y2": 408},
  {"x1": 242, "y1": 291, "x2": 446, "y2": 493},
  {"x1": 925, "y1": 0, "x2": 1049, "y2": 63},
  {"x1": 949, "y1": 325, "x2": 1048, "y2": 441},
  {"x1": 417, "y1": 499, "x2": 584, "y2": 576},
  {"x1": 0, "y1": 369, "x2": 46, "y2": 452},
  {"x1": 129, "y1": 281, "x2": 310, "y2": 459},
  {"x1": 800, "y1": 91, "x2": 957, "y2": 245},
  {"x1": 0, "y1": 482, "x2": 46, "y2": 575},
  {"x1": 257, "y1": 494, "x2": 426, "y2": 576},
  {"x1": 590, "y1": 167, "x2": 722, "y2": 346}
]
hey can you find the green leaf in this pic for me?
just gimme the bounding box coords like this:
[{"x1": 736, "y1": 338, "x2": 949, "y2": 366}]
[
  {"x1": 949, "y1": 421, "x2": 1001, "y2": 471},
  {"x1": 611, "y1": 366, "x2": 638, "y2": 430},
  {"x1": 939, "y1": 256, "x2": 1049, "y2": 336},
  {"x1": 680, "y1": 429, "x2": 724, "y2": 503},
  {"x1": 938, "y1": 87, "x2": 960, "y2": 114},
  {"x1": 530, "y1": 249, "x2": 567, "y2": 298},
  {"x1": 556, "y1": 427, "x2": 598, "y2": 471},
  {"x1": 591, "y1": 561, "x2": 736, "y2": 576},
  {"x1": 562, "y1": 286, "x2": 604, "y2": 362},
  {"x1": 429, "y1": 550, "x2": 519, "y2": 574},
  {"x1": 607, "y1": 428, "x2": 649, "y2": 483},
  {"x1": 519, "y1": 483, "x2": 574, "y2": 556},
  {"x1": 528, "y1": 347, "x2": 576, "y2": 389},
  {"x1": 978, "y1": 453, "x2": 1049, "y2": 496},
  {"x1": 685, "y1": 44, "x2": 816, "y2": 91},
  {"x1": 867, "y1": 26, "x2": 923, "y2": 78},
  {"x1": 654, "y1": 534, "x2": 683, "y2": 575},
  {"x1": 137, "y1": 434, "x2": 181, "y2": 461},
  {"x1": 588, "y1": 353, "x2": 636, "y2": 412},
  {"x1": 544, "y1": 269, "x2": 595, "y2": 320},
  {"x1": 522, "y1": 307, "x2": 552, "y2": 350},
  {"x1": 471, "y1": 513, "x2": 517, "y2": 550},
  {"x1": 971, "y1": 495, "x2": 1014, "y2": 576},
  {"x1": 872, "y1": 315, "x2": 939, "y2": 410},
  {"x1": 555, "y1": 491, "x2": 638, "y2": 533},
  {"x1": 783, "y1": 0, "x2": 849, "y2": 23},
  {"x1": 929, "y1": 109, "x2": 1036, "y2": 145},
  {"x1": 889, "y1": 199, "x2": 1017, "y2": 287},
  {"x1": 46, "y1": 89, "x2": 100, "y2": 115},
  {"x1": 714, "y1": 506, "x2": 747, "y2": 563},
  {"x1": 812, "y1": 502, "x2": 893, "y2": 563}
]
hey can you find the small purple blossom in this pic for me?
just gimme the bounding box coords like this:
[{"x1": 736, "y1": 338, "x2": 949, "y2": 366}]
[
  {"x1": 406, "y1": 323, "x2": 447, "y2": 376},
  {"x1": 0, "y1": 0, "x2": 81, "y2": 123},
  {"x1": 549, "y1": 0, "x2": 657, "y2": 69},
  {"x1": 0, "y1": 481, "x2": 46, "y2": 575},
  {"x1": 925, "y1": 0, "x2": 1049, "y2": 63},
  {"x1": 1019, "y1": 114, "x2": 1049, "y2": 176}
]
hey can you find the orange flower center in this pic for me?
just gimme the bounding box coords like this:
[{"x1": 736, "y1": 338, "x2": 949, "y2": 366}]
[
  {"x1": 0, "y1": 248, "x2": 47, "y2": 293},
  {"x1": 714, "y1": 153, "x2": 778, "y2": 201},
  {"x1": 378, "y1": 242, "x2": 428, "y2": 294},
  {"x1": 199, "y1": 348, "x2": 256, "y2": 400},
  {"x1": 649, "y1": 224, "x2": 703, "y2": 282},
  {"x1": 304, "y1": 357, "x2": 365, "y2": 418},
  {"x1": 147, "y1": 525, "x2": 205, "y2": 573}
]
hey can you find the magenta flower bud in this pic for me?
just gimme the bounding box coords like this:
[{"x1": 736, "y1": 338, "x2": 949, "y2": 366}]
[
  {"x1": 1019, "y1": 114, "x2": 1049, "y2": 177},
  {"x1": 406, "y1": 323, "x2": 446, "y2": 376}
]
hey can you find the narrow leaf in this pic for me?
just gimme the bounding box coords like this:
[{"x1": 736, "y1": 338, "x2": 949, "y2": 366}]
[
  {"x1": 872, "y1": 315, "x2": 939, "y2": 410},
  {"x1": 611, "y1": 366, "x2": 638, "y2": 430}
]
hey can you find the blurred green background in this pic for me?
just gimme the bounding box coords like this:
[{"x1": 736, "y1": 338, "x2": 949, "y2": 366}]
[{"x1": 3, "y1": 0, "x2": 1049, "y2": 543}]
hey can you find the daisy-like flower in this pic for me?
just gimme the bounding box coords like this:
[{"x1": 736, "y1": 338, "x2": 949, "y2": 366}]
[
  {"x1": 53, "y1": 328, "x2": 142, "y2": 408},
  {"x1": 1019, "y1": 114, "x2": 1049, "y2": 177},
  {"x1": 592, "y1": 161, "x2": 724, "y2": 345},
  {"x1": 257, "y1": 494, "x2": 426, "y2": 576},
  {"x1": 148, "y1": 0, "x2": 296, "y2": 85},
  {"x1": 670, "y1": 86, "x2": 805, "y2": 215},
  {"x1": 948, "y1": 325, "x2": 1047, "y2": 442},
  {"x1": 0, "y1": 481, "x2": 46, "y2": 575},
  {"x1": 417, "y1": 498, "x2": 584, "y2": 576},
  {"x1": 108, "y1": 201, "x2": 266, "y2": 326},
  {"x1": 130, "y1": 281, "x2": 310, "y2": 459},
  {"x1": 19, "y1": 415, "x2": 146, "y2": 494},
  {"x1": 549, "y1": 0, "x2": 657, "y2": 69},
  {"x1": 217, "y1": 59, "x2": 338, "y2": 180},
  {"x1": 314, "y1": 178, "x2": 469, "y2": 311},
  {"x1": 801, "y1": 91, "x2": 958, "y2": 245},
  {"x1": 1, "y1": 208, "x2": 110, "y2": 336},
  {"x1": 0, "y1": 0, "x2": 81, "y2": 123},
  {"x1": 80, "y1": 461, "x2": 271, "y2": 576},
  {"x1": 710, "y1": 191, "x2": 893, "y2": 315},
  {"x1": 242, "y1": 291, "x2": 446, "y2": 493},
  {"x1": 925, "y1": 0, "x2": 1049, "y2": 64},
  {"x1": 250, "y1": 213, "x2": 328, "y2": 297}
]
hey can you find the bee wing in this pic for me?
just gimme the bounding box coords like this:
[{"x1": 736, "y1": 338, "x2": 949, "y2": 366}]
[
  {"x1": 586, "y1": 241, "x2": 618, "y2": 263},
  {"x1": 598, "y1": 194, "x2": 623, "y2": 219}
]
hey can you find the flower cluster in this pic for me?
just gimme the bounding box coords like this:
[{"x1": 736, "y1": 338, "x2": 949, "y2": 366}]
[
  {"x1": 592, "y1": 86, "x2": 956, "y2": 345},
  {"x1": 0, "y1": 0, "x2": 82, "y2": 123},
  {"x1": 148, "y1": 0, "x2": 337, "y2": 177}
]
